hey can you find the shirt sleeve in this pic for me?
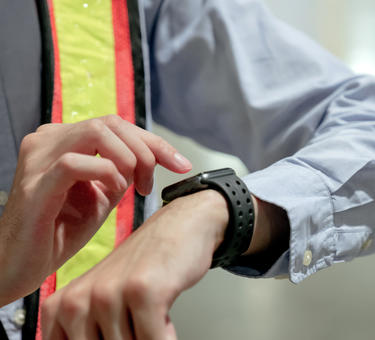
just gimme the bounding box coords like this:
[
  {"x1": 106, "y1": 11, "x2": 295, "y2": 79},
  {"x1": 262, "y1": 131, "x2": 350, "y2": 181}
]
[{"x1": 144, "y1": 0, "x2": 375, "y2": 283}]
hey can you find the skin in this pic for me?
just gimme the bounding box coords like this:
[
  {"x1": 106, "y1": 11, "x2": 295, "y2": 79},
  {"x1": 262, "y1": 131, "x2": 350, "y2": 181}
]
[
  {"x1": 41, "y1": 178, "x2": 289, "y2": 339},
  {"x1": 0, "y1": 115, "x2": 192, "y2": 306},
  {"x1": 42, "y1": 190, "x2": 229, "y2": 340},
  {"x1": 0, "y1": 115, "x2": 289, "y2": 339}
]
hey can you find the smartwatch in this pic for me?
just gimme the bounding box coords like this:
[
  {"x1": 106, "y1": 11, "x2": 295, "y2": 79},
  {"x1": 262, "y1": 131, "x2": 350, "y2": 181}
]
[{"x1": 161, "y1": 168, "x2": 255, "y2": 268}]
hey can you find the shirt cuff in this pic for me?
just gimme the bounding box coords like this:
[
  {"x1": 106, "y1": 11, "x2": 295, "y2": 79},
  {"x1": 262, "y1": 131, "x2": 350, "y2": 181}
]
[{"x1": 226, "y1": 160, "x2": 335, "y2": 284}]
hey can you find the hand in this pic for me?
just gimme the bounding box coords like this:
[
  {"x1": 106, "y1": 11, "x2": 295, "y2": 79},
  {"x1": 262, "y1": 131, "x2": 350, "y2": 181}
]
[
  {"x1": 0, "y1": 115, "x2": 191, "y2": 306},
  {"x1": 42, "y1": 190, "x2": 230, "y2": 340}
]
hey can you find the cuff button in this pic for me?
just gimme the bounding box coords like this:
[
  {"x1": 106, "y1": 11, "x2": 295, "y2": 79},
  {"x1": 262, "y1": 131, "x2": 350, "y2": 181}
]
[{"x1": 303, "y1": 250, "x2": 312, "y2": 267}]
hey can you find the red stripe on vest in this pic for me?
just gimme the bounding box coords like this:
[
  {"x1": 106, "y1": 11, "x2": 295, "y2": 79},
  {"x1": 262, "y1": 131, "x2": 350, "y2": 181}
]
[
  {"x1": 112, "y1": 0, "x2": 137, "y2": 247},
  {"x1": 48, "y1": 0, "x2": 63, "y2": 124},
  {"x1": 35, "y1": 274, "x2": 56, "y2": 340}
]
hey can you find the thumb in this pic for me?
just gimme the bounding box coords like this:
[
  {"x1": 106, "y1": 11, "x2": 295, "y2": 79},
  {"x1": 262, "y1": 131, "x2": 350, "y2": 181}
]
[{"x1": 165, "y1": 315, "x2": 178, "y2": 340}]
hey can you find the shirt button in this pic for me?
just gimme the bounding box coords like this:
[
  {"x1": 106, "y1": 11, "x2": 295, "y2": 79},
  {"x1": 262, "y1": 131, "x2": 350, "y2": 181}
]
[
  {"x1": 0, "y1": 190, "x2": 8, "y2": 206},
  {"x1": 12, "y1": 308, "x2": 26, "y2": 328},
  {"x1": 303, "y1": 250, "x2": 312, "y2": 266},
  {"x1": 361, "y1": 238, "x2": 372, "y2": 251}
]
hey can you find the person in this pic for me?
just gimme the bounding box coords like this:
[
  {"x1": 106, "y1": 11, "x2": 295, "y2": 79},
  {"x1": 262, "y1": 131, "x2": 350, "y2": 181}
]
[{"x1": 0, "y1": 0, "x2": 374, "y2": 339}]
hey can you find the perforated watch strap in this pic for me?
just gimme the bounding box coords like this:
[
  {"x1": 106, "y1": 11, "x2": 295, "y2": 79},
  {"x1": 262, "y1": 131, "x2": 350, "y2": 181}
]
[{"x1": 201, "y1": 172, "x2": 254, "y2": 268}]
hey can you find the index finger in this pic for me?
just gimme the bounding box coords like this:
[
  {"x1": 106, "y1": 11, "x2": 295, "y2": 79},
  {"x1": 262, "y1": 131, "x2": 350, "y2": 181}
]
[
  {"x1": 100, "y1": 115, "x2": 192, "y2": 174},
  {"x1": 141, "y1": 132, "x2": 192, "y2": 174}
]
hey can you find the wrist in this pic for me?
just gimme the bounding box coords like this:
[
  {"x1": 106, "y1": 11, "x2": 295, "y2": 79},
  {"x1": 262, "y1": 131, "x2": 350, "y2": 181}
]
[
  {"x1": 162, "y1": 168, "x2": 254, "y2": 267},
  {"x1": 198, "y1": 189, "x2": 230, "y2": 252},
  {"x1": 174, "y1": 190, "x2": 230, "y2": 253},
  {"x1": 242, "y1": 195, "x2": 289, "y2": 257}
]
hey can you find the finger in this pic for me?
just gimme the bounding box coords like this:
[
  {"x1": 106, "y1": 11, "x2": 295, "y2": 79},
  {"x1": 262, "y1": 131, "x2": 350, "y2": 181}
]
[
  {"x1": 36, "y1": 122, "x2": 72, "y2": 133},
  {"x1": 99, "y1": 117, "x2": 158, "y2": 195},
  {"x1": 49, "y1": 119, "x2": 138, "y2": 183},
  {"x1": 113, "y1": 135, "x2": 156, "y2": 196},
  {"x1": 101, "y1": 116, "x2": 192, "y2": 175},
  {"x1": 43, "y1": 153, "x2": 127, "y2": 195},
  {"x1": 33, "y1": 120, "x2": 137, "y2": 184},
  {"x1": 134, "y1": 169, "x2": 154, "y2": 196},
  {"x1": 130, "y1": 143, "x2": 156, "y2": 196},
  {"x1": 100, "y1": 117, "x2": 191, "y2": 195},
  {"x1": 165, "y1": 315, "x2": 178, "y2": 340},
  {"x1": 92, "y1": 303, "x2": 135, "y2": 340},
  {"x1": 91, "y1": 288, "x2": 124, "y2": 340},
  {"x1": 96, "y1": 308, "x2": 135, "y2": 340},
  {"x1": 120, "y1": 309, "x2": 135, "y2": 340},
  {"x1": 130, "y1": 300, "x2": 167, "y2": 340},
  {"x1": 42, "y1": 296, "x2": 67, "y2": 340},
  {"x1": 56, "y1": 293, "x2": 102, "y2": 340},
  {"x1": 42, "y1": 321, "x2": 68, "y2": 340},
  {"x1": 141, "y1": 132, "x2": 192, "y2": 174},
  {"x1": 61, "y1": 320, "x2": 102, "y2": 340}
]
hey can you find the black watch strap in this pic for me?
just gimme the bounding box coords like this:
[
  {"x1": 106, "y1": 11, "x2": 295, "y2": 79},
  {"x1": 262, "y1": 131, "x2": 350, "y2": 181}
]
[
  {"x1": 161, "y1": 168, "x2": 255, "y2": 268},
  {"x1": 201, "y1": 170, "x2": 254, "y2": 268}
]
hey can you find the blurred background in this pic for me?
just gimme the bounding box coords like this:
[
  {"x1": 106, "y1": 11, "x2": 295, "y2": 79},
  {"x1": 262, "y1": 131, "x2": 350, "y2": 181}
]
[{"x1": 153, "y1": 1, "x2": 375, "y2": 339}]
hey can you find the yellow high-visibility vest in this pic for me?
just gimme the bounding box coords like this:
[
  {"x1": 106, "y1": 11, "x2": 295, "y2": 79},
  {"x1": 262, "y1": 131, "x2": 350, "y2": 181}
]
[{"x1": 34, "y1": 1, "x2": 145, "y2": 338}]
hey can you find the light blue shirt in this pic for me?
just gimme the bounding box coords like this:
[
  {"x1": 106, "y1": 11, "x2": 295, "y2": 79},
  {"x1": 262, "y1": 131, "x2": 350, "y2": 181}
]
[{"x1": 143, "y1": 0, "x2": 375, "y2": 284}]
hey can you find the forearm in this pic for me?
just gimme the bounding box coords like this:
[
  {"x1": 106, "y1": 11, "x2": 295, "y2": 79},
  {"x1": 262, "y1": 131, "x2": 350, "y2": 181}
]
[
  {"x1": 166, "y1": 189, "x2": 230, "y2": 255},
  {"x1": 39, "y1": 185, "x2": 289, "y2": 338}
]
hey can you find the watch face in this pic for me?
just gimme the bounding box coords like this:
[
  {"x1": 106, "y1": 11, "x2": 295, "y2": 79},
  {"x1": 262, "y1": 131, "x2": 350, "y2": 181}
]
[
  {"x1": 201, "y1": 168, "x2": 235, "y2": 181},
  {"x1": 161, "y1": 168, "x2": 236, "y2": 204}
]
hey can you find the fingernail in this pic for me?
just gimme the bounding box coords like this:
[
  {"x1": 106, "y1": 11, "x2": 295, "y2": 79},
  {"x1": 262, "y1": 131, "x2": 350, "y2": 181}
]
[{"x1": 174, "y1": 152, "x2": 192, "y2": 171}]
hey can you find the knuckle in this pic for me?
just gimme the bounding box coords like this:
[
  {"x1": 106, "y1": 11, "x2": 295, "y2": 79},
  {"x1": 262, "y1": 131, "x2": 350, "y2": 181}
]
[
  {"x1": 35, "y1": 123, "x2": 51, "y2": 133},
  {"x1": 85, "y1": 119, "x2": 106, "y2": 138},
  {"x1": 125, "y1": 275, "x2": 152, "y2": 307},
  {"x1": 59, "y1": 289, "x2": 86, "y2": 321},
  {"x1": 19, "y1": 133, "x2": 38, "y2": 155},
  {"x1": 139, "y1": 151, "x2": 156, "y2": 171},
  {"x1": 125, "y1": 153, "x2": 137, "y2": 173},
  {"x1": 56, "y1": 153, "x2": 75, "y2": 175},
  {"x1": 91, "y1": 284, "x2": 116, "y2": 311},
  {"x1": 103, "y1": 114, "x2": 122, "y2": 127},
  {"x1": 59, "y1": 153, "x2": 75, "y2": 168},
  {"x1": 17, "y1": 175, "x2": 36, "y2": 199},
  {"x1": 154, "y1": 136, "x2": 172, "y2": 154},
  {"x1": 60, "y1": 299, "x2": 82, "y2": 321},
  {"x1": 101, "y1": 158, "x2": 117, "y2": 175},
  {"x1": 41, "y1": 297, "x2": 55, "y2": 319}
]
